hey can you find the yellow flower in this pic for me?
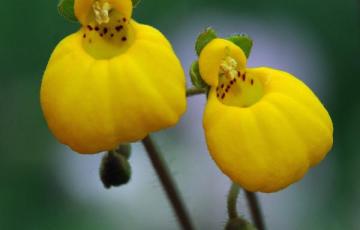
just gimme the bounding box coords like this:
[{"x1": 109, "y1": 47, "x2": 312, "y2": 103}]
[
  {"x1": 41, "y1": 0, "x2": 186, "y2": 154},
  {"x1": 199, "y1": 38, "x2": 333, "y2": 192}
]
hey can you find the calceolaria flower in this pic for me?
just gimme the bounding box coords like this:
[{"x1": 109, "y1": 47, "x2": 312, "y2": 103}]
[
  {"x1": 41, "y1": 0, "x2": 186, "y2": 154},
  {"x1": 199, "y1": 38, "x2": 333, "y2": 192}
]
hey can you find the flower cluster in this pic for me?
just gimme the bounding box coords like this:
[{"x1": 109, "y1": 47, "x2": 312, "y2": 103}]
[{"x1": 41, "y1": 1, "x2": 333, "y2": 194}]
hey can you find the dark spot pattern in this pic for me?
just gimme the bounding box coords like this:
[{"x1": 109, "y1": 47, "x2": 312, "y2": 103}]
[
  {"x1": 216, "y1": 70, "x2": 256, "y2": 101},
  {"x1": 84, "y1": 14, "x2": 129, "y2": 45},
  {"x1": 115, "y1": 25, "x2": 123, "y2": 32}
]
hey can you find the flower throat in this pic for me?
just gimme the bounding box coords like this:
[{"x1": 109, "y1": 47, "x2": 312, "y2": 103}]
[
  {"x1": 216, "y1": 55, "x2": 264, "y2": 107},
  {"x1": 82, "y1": 0, "x2": 134, "y2": 59}
]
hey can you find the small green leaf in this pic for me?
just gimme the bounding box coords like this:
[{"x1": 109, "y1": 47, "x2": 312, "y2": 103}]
[
  {"x1": 58, "y1": 0, "x2": 78, "y2": 23},
  {"x1": 132, "y1": 0, "x2": 142, "y2": 8},
  {"x1": 195, "y1": 27, "x2": 217, "y2": 56},
  {"x1": 190, "y1": 61, "x2": 208, "y2": 89},
  {"x1": 227, "y1": 34, "x2": 253, "y2": 58}
]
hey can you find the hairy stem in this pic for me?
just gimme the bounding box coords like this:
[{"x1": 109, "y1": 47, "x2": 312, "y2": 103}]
[
  {"x1": 227, "y1": 182, "x2": 240, "y2": 219},
  {"x1": 142, "y1": 135, "x2": 194, "y2": 230},
  {"x1": 186, "y1": 87, "x2": 207, "y2": 97},
  {"x1": 245, "y1": 191, "x2": 265, "y2": 230}
]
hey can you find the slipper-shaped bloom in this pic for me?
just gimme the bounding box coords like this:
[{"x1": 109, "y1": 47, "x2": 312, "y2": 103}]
[
  {"x1": 41, "y1": 0, "x2": 186, "y2": 154},
  {"x1": 199, "y1": 38, "x2": 333, "y2": 192}
]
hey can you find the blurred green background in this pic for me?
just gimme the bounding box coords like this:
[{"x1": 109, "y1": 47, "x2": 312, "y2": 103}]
[{"x1": 0, "y1": 0, "x2": 359, "y2": 229}]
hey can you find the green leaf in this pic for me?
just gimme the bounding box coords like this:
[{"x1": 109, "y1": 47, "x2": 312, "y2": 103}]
[
  {"x1": 227, "y1": 34, "x2": 253, "y2": 58},
  {"x1": 132, "y1": 0, "x2": 142, "y2": 8},
  {"x1": 57, "y1": 0, "x2": 78, "y2": 23},
  {"x1": 190, "y1": 61, "x2": 208, "y2": 89},
  {"x1": 195, "y1": 27, "x2": 217, "y2": 56}
]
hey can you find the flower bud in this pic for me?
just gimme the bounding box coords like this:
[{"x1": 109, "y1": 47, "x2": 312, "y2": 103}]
[{"x1": 100, "y1": 151, "x2": 131, "y2": 188}]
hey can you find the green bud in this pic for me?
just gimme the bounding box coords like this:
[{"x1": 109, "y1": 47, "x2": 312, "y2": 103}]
[
  {"x1": 195, "y1": 27, "x2": 217, "y2": 56},
  {"x1": 58, "y1": 0, "x2": 78, "y2": 23},
  {"x1": 115, "y1": 143, "x2": 132, "y2": 159},
  {"x1": 225, "y1": 218, "x2": 257, "y2": 230},
  {"x1": 100, "y1": 152, "x2": 131, "y2": 189},
  {"x1": 190, "y1": 61, "x2": 208, "y2": 89},
  {"x1": 227, "y1": 34, "x2": 253, "y2": 58}
]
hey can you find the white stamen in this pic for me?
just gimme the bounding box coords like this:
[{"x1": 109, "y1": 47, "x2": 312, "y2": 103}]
[
  {"x1": 220, "y1": 56, "x2": 238, "y2": 80},
  {"x1": 92, "y1": 1, "x2": 112, "y2": 25}
]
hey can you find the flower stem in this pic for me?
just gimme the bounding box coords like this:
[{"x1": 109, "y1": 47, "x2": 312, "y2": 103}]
[
  {"x1": 142, "y1": 135, "x2": 195, "y2": 230},
  {"x1": 186, "y1": 87, "x2": 206, "y2": 97},
  {"x1": 244, "y1": 190, "x2": 265, "y2": 230},
  {"x1": 227, "y1": 182, "x2": 240, "y2": 219}
]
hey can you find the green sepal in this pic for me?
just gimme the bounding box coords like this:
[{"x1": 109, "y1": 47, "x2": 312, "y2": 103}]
[
  {"x1": 132, "y1": 0, "x2": 142, "y2": 8},
  {"x1": 58, "y1": 0, "x2": 78, "y2": 23},
  {"x1": 227, "y1": 34, "x2": 253, "y2": 58},
  {"x1": 100, "y1": 151, "x2": 132, "y2": 189},
  {"x1": 190, "y1": 61, "x2": 208, "y2": 89},
  {"x1": 115, "y1": 143, "x2": 132, "y2": 159},
  {"x1": 195, "y1": 27, "x2": 217, "y2": 56},
  {"x1": 57, "y1": 0, "x2": 141, "y2": 23}
]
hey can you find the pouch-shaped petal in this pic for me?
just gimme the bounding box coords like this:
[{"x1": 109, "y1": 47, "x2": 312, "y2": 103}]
[
  {"x1": 41, "y1": 20, "x2": 186, "y2": 154},
  {"x1": 203, "y1": 67, "x2": 333, "y2": 192}
]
